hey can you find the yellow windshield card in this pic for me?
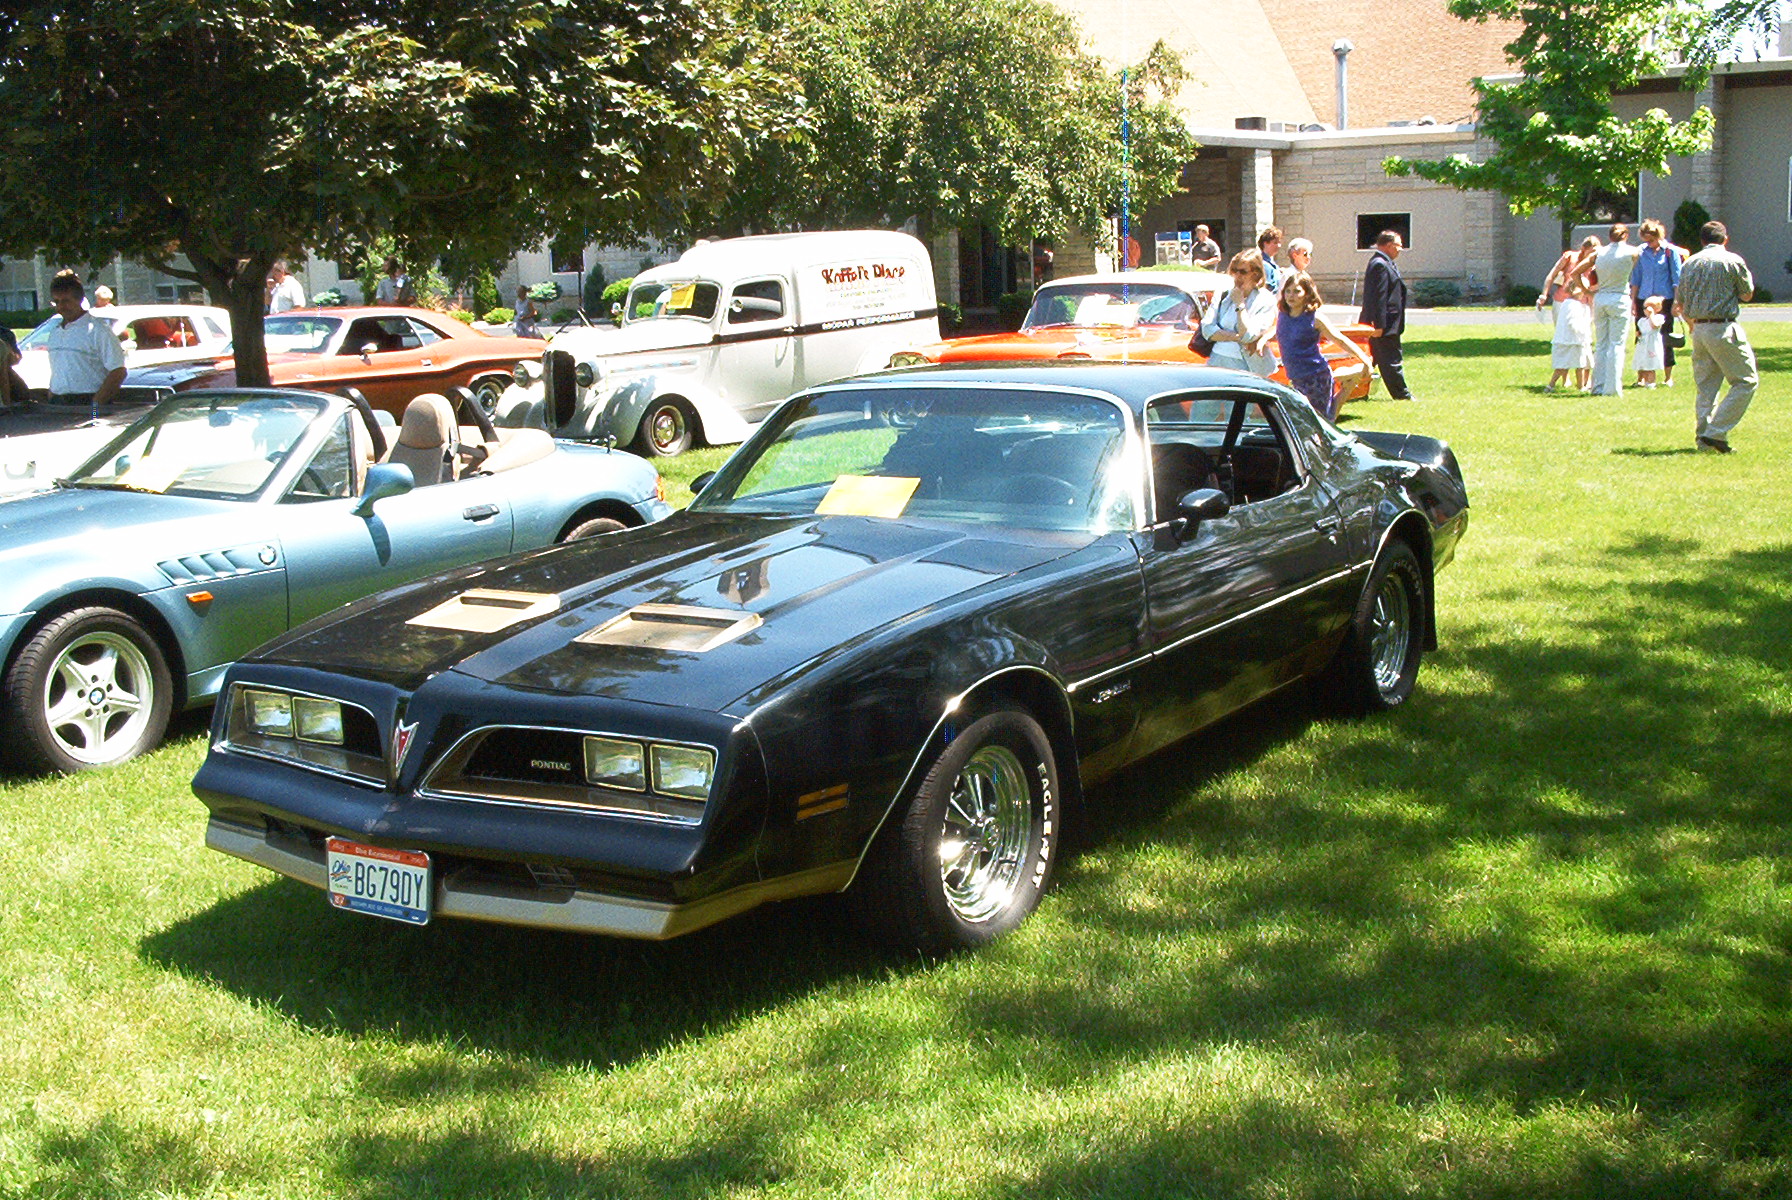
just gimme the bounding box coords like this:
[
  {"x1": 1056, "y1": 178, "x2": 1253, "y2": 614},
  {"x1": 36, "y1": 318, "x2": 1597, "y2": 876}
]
[
  {"x1": 816, "y1": 474, "x2": 920, "y2": 518},
  {"x1": 115, "y1": 455, "x2": 184, "y2": 493},
  {"x1": 668, "y1": 283, "x2": 697, "y2": 310}
]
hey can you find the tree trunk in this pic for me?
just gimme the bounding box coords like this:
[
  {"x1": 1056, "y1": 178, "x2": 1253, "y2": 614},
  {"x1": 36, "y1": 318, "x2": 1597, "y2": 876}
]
[{"x1": 189, "y1": 251, "x2": 276, "y2": 388}]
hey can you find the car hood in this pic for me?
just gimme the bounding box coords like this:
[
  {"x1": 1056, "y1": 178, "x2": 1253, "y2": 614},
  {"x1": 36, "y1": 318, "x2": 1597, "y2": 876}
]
[
  {"x1": 544, "y1": 320, "x2": 718, "y2": 360},
  {"x1": 927, "y1": 326, "x2": 1191, "y2": 361},
  {"x1": 0, "y1": 488, "x2": 260, "y2": 591},
  {"x1": 251, "y1": 512, "x2": 1086, "y2": 713}
]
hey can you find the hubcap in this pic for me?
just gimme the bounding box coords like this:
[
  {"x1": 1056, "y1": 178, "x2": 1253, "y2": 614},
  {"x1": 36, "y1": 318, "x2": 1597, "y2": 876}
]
[
  {"x1": 1368, "y1": 572, "x2": 1413, "y2": 696},
  {"x1": 937, "y1": 744, "x2": 1032, "y2": 923},
  {"x1": 649, "y1": 406, "x2": 685, "y2": 453},
  {"x1": 43, "y1": 632, "x2": 155, "y2": 765}
]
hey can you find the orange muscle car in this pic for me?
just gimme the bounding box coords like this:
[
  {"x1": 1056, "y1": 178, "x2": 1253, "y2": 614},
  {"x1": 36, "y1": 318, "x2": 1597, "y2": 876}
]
[
  {"x1": 892, "y1": 272, "x2": 1375, "y2": 406},
  {"x1": 145, "y1": 307, "x2": 546, "y2": 418}
]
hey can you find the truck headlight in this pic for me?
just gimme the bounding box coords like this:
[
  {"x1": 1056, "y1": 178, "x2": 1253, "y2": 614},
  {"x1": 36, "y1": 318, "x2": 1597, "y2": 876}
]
[
  {"x1": 512, "y1": 360, "x2": 539, "y2": 386},
  {"x1": 887, "y1": 350, "x2": 929, "y2": 369},
  {"x1": 574, "y1": 361, "x2": 599, "y2": 389}
]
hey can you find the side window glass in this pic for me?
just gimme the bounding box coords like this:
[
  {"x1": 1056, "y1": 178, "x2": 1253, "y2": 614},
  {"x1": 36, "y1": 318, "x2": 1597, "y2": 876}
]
[
  {"x1": 342, "y1": 319, "x2": 385, "y2": 354},
  {"x1": 1228, "y1": 399, "x2": 1302, "y2": 504},
  {"x1": 282, "y1": 414, "x2": 355, "y2": 503},
  {"x1": 1145, "y1": 392, "x2": 1301, "y2": 511},
  {"x1": 728, "y1": 279, "x2": 786, "y2": 324},
  {"x1": 407, "y1": 318, "x2": 443, "y2": 346}
]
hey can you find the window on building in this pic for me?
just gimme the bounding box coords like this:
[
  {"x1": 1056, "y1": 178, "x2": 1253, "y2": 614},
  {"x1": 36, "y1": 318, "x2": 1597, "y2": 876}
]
[
  {"x1": 1356, "y1": 214, "x2": 1412, "y2": 251},
  {"x1": 551, "y1": 236, "x2": 586, "y2": 276}
]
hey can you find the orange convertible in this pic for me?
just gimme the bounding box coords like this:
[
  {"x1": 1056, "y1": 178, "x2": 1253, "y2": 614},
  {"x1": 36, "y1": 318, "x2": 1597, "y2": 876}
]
[
  {"x1": 151, "y1": 307, "x2": 546, "y2": 418},
  {"x1": 892, "y1": 271, "x2": 1375, "y2": 405}
]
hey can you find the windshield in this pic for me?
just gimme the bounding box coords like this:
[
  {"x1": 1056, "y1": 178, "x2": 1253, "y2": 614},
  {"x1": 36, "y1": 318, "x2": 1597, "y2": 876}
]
[
  {"x1": 1022, "y1": 282, "x2": 1209, "y2": 331},
  {"x1": 18, "y1": 313, "x2": 122, "y2": 350},
  {"x1": 623, "y1": 280, "x2": 721, "y2": 324},
  {"x1": 65, "y1": 391, "x2": 327, "y2": 500},
  {"x1": 691, "y1": 385, "x2": 1137, "y2": 533},
  {"x1": 262, "y1": 314, "x2": 341, "y2": 355}
]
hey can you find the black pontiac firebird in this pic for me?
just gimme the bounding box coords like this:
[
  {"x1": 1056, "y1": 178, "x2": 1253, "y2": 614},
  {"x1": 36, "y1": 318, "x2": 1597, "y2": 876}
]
[{"x1": 194, "y1": 363, "x2": 1468, "y2": 953}]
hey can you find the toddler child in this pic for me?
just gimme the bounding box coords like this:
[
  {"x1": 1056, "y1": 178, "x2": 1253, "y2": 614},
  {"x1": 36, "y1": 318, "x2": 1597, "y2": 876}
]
[
  {"x1": 1630, "y1": 295, "x2": 1665, "y2": 387},
  {"x1": 1548, "y1": 278, "x2": 1593, "y2": 392}
]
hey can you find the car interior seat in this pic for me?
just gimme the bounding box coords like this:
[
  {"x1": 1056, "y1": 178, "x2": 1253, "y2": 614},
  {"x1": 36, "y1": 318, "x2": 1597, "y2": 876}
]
[
  {"x1": 381, "y1": 393, "x2": 460, "y2": 485},
  {"x1": 1151, "y1": 441, "x2": 1221, "y2": 519}
]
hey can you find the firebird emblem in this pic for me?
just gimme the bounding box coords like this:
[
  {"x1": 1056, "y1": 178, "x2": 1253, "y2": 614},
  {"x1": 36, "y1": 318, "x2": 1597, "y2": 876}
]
[{"x1": 392, "y1": 720, "x2": 419, "y2": 774}]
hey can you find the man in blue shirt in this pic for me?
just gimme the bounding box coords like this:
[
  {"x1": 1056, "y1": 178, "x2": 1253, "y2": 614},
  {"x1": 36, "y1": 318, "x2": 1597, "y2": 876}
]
[{"x1": 1631, "y1": 218, "x2": 1684, "y2": 386}]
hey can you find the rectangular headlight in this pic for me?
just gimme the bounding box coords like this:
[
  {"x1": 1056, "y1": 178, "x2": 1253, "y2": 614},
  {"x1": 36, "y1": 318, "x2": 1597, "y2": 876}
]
[
  {"x1": 245, "y1": 689, "x2": 293, "y2": 738},
  {"x1": 293, "y1": 696, "x2": 344, "y2": 745},
  {"x1": 584, "y1": 736, "x2": 646, "y2": 791},
  {"x1": 651, "y1": 744, "x2": 715, "y2": 801}
]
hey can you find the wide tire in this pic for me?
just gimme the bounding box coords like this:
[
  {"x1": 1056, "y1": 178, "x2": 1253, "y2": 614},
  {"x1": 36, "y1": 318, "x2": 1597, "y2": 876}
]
[
  {"x1": 1329, "y1": 541, "x2": 1425, "y2": 714},
  {"x1": 560, "y1": 516, "x2": 628, "y2": 542},
  {"x1": 2, "y1": 606, "x2": 175, "y2": 773},
  {"x1": 634, "y1": 398, "x2": 695, "y2": 457},
  {"x1": 853, "y1": 709, "x2": 1060, "y2": 954}
]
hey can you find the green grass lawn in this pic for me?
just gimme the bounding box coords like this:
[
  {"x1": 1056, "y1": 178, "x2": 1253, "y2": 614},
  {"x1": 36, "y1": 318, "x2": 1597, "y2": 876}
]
[{"x1": 3, "y1": 324, "x2": 1789, "y2": 1198}]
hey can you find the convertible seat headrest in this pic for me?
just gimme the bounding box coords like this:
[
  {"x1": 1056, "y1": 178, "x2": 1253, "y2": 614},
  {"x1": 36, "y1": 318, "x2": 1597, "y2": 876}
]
[{"x1": 384, "y1": 393, "x2": 460, "y2": 484}]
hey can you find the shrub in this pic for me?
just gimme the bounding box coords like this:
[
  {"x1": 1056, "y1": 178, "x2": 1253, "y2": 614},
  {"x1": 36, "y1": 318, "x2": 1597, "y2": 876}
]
[
  {"x1": 529, "y1": 281, "x2": 562, "y2": 304},
  {"x1": 937, "y1": 300, "x2": 963, "y2": 330},
  {"x1": 996, "y1": 289, "x2": 1034, "y2": 329},
  {"x1": 1411, "y1": 279, "x2": 1461, "y2": 307},
  {"x1": 1671, "y1": 199, "x2": 1710, "y2": 250},
  {"x1": 583, "y1": 264, "x2": 607, "y2": 313},
  {"x1": 446, "y1": 308, "x2": 475, "y2": 324},
  {"x1": 601, "y1": 277, "x2": 633, "y2": 324},
  {"x1": 1751, "y1": 287, "x2": 1774, "y2": 304},
  {"x1": 483, "y1": 307, "x2": 514, "y2": 326},
  {"x1": 471, "y1": 272, "x2": 501, "y2": 318},
  {"x1": 310, "y1": 287, "x2": 346, "y2": 308},
  {"x1": 550, "y1": 308, "x2": 576, "y2": 323},
  {"x1": 1505, "y1": 283, "x2": 1540, "y2": 308}
]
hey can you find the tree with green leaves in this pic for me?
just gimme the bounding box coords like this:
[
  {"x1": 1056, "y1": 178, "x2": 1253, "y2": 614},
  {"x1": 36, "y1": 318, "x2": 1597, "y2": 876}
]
[
  {"x1": 696, "y1": 0, "x2": 1199, "y2": 249},
  {"x1": 0, "y1": 0, "x2": 788, "y2": 385},
  {"x1": 1384, "y1": 0, "x2": 1715, "y2": 243}
]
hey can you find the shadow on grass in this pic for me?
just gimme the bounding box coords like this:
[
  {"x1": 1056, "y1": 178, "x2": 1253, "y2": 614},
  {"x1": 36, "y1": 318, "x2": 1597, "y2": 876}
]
[{"x1": 118, "y1": 540, "x2": 1792, "y2": 1197}]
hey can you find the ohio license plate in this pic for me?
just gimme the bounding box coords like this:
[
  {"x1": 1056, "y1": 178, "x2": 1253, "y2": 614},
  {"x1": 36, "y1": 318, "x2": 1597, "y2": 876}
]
[{"x1": 325, "y1": 837, "x2": 431, "y2": 925}]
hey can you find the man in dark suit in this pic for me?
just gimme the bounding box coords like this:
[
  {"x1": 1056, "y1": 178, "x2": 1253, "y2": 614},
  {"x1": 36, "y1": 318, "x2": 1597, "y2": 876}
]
[{"x1": 1358, "y1": 229, "x2": 1414, "y2": 400}]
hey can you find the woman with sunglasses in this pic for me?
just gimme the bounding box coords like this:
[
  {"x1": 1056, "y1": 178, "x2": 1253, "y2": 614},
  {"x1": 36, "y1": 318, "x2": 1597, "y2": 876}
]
[{"x1": 1198, "y1": 250, "x2": 1278, "y2": 378}]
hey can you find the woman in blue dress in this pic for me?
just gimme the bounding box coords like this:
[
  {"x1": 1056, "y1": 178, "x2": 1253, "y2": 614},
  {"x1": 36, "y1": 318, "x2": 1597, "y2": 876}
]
[{"x1": 1275, "y1": 272, "x2": 1372, "y2": 420}]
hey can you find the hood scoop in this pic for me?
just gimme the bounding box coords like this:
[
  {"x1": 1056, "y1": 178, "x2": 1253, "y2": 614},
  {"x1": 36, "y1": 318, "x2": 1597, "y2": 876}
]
[
  {"x1": 408, "y1": 588, "x2": 561, "y2": 634},
  {"x1": 575, "y1": 603, "x2": 762, "y2": 653}
]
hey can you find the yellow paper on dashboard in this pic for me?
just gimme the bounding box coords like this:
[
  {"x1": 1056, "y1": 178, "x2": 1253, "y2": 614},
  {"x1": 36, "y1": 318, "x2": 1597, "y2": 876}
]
[
  {"x1": 816, "y1": 474, "x2": 920, "y2": 518},
  {"x1": 668, "y1": 283, "x2": 697, "y2": 311}
]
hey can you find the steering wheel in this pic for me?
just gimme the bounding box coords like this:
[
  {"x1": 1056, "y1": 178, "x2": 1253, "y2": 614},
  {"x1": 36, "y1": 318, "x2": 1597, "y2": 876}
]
[{"x1": 994, "y1": 472, "x2": 1081, "y2": 507}]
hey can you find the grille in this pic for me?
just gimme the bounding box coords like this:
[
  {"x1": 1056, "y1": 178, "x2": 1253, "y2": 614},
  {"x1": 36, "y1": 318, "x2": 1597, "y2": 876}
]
[{"x1": 463, "y1": 727, "x2": 587, "y2": 788}]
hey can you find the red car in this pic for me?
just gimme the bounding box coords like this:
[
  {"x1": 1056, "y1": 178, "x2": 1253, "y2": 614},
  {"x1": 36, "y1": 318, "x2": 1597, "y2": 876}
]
[
  {"x1": 893, "y1": 272, "x2": 1376, "y2": 405},
  {"x1": 146, "y1": 307, "x2": 546, "y2": 418}
]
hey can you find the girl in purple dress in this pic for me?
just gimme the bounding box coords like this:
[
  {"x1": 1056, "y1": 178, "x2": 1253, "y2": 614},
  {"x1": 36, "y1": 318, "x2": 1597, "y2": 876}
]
[{"x1": 1275, "y1": 272, "x2": 1372, "y2": 420}]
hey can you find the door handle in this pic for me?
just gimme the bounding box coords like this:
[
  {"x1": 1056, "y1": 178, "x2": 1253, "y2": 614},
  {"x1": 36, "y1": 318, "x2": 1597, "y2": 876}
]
[
  {"x1": 420, "y1": 358, "x2": 433, "y2": 366},
  {"x1": 1314, "y1": 514, "x2": 1342, "y2": 534},
  {"x1": 463, "y1": 503, "x2": 500, "y2": 521}
]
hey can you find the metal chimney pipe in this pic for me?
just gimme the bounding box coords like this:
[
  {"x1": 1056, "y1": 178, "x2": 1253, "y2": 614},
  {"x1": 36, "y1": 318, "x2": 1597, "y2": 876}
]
[{"x1": 1333, "y1": 38, "x2": 1354, "y2": 130}]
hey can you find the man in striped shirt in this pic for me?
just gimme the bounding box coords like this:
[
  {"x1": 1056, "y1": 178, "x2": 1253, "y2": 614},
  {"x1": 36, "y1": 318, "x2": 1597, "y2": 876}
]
[{"x1": 1673, "y1": 221, "x2": 1757, "y2": 454}]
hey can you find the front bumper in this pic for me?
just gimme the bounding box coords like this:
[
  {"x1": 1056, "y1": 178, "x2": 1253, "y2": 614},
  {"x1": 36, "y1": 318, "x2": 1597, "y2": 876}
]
[{"x1": 206, "y1": 814, "x2": 849, "y2": 938}]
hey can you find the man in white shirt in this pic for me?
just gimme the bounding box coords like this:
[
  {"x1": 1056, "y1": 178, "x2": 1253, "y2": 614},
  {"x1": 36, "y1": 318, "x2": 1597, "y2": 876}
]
[
  {"x1": 1590, "y1": 223, "x2": 1640, "y2": 395},
  {"x1": 45, "y1": 271, "x2": 125, "y2": 416},
  {"x1": 267, "y1": 261, "x2": 306, "y2": 313}
]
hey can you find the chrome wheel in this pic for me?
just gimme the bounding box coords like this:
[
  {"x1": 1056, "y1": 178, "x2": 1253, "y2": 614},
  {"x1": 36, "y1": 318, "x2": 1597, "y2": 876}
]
[
  {"x1": 472, "y1": 377, "x2": 506, "y2": 414},
  {"x1": 1368, "y1": 570, "x2": 1414, "y2": 697},
  {"x1": 642, "y1": 401, "x2": 690, "y2": 456},
  {"x1": 42, "y1": 630, "x2": 157, "y2": 766},
  {"x1": 938, "y1": 743, "x2": 1033, "y2": 924}
]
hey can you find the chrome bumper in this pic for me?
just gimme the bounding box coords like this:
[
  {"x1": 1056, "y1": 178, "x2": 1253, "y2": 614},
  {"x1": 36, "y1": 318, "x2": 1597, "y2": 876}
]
[{"x1": 205, "y1": 817, "x2": 850, "y2": 940}]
